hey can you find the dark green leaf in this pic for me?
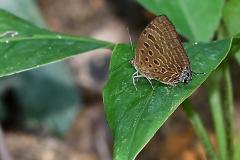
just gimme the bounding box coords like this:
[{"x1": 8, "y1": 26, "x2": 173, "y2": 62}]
[
  {"x1": 137, "y1": 0, "x2": 224, "y2": 41},
  {"x1": 16, "y1": 63, "x2": 80, "y2": 134},
  {"x1": 0, "y1": 9, "x2": 113, "y2": 77},
  {"x1": 0, "y1": 62, "x2": 80, "y2": 134},
  {"x1": 103, "y1": 37, "x2": 237, "y2": 160}
]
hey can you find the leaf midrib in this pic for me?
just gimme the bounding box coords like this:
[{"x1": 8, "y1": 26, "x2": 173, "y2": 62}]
[{"x1": 0, "y1": 34, "x2": 112, "y2": 45}]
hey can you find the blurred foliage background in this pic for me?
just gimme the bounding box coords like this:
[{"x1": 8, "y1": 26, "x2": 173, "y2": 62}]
[
  {"x1": 0, "y1": 0, "x2": 239, "y2": 160},
  {"x1": 0, "y1": 0, "x2": 80, "y2": 135}
]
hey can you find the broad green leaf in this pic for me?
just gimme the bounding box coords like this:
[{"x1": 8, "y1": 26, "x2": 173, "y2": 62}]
[
  {"x1": 103, "y1": 37, "x2": 238, "y2": 160},
  {"x1": 223, "y1": 0, "x2": 240, "y2": 36},
  {"x1": 137, "y1": 0, "x2": 224, "y2": 42},
  {"x1": 0, "y1": 9, "x2": 113, "y2": 77},
  {"x1": 0, "y1": 3, "x2": 81, "y2": 135},
  {"x1": 223, "y1": 0, "x2": 240, "y2": 63}
]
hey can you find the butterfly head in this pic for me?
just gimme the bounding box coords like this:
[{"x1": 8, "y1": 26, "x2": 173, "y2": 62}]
[{"x1": 180, "y1": 66, "x2": 192, "y2": 84}]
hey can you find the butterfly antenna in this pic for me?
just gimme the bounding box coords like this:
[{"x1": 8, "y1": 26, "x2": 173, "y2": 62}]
[{"x1": 126, "y1": 27, "x2": 134, "y2": 54}]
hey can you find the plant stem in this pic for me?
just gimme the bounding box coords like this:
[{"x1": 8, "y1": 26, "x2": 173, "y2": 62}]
[
  {"x1": 234, "y1": 131, "x2": 240, "y2": 160},
  {"x1": 182, "y1": 100, "x2": 218, "y2": 160},
  {"x1": 222, "y1": 64, "x2": 234, "y2": 160},
  {"x1": 206, "y1": 71, "x2": 227, "y2": 160}
]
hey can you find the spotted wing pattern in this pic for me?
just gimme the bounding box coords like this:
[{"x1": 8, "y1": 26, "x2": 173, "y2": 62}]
[{"x1": 132, "y1": 15, "x2": 191, "y2": 85}]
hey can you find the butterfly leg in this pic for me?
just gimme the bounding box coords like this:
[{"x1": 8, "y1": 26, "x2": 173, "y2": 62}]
[
  {"x1": 136, "y1": 72, "x2": 139, "y2": 82},
  {"x1": 145, "y1": 77, "x2": 154, "y2": 90},
  {"x1": 132, "y1": 71, "x2": 147, "y2": 90},
  {"x1": 132, "y1": 71, "x2": 139, "y2": 91},
  {"x1": 132, "y1": 72, "x2": 154, "y2": 90}
]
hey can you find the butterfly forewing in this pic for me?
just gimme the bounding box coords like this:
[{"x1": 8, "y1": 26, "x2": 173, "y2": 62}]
[{"x1": 133, "y1": 15, "x2": 191, "y2": 85}]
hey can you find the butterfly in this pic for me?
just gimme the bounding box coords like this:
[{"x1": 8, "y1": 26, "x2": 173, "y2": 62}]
[{"x1": 130, "y1": 15, "x2": 196, "y2": 90}]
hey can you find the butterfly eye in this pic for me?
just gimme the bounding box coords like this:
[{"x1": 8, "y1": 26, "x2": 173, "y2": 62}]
[{"x1": 183, "y1": 78, "x2": 188, "y2": 83}]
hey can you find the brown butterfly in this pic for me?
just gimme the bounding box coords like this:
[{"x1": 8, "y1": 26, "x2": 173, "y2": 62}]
[{"x1": 131, "y1": 15, "x2": 194, "y2": 90}]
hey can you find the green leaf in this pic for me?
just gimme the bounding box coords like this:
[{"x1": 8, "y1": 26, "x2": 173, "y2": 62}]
[
  {"x1": 137, "y1": 0, "x2": 224, "y2": 41},
  {"x1": 229, "y1": 34, "x2": 240, "y2": 63},
  {"x1": 0, "y1": 2, "x2": 81, "y2": 135},
  {"x1": 103, "y1": 38, "x2": 237, "y2": 160},
  {"x1": 223, "y1": 0, "x2": 240, "y2": 64},
  {"x1": 223, "y1": 0, "x2": 240, "y2": 37},
  {"x1": 0, "y1": 9, "x2": 113, "y2": 77}
]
